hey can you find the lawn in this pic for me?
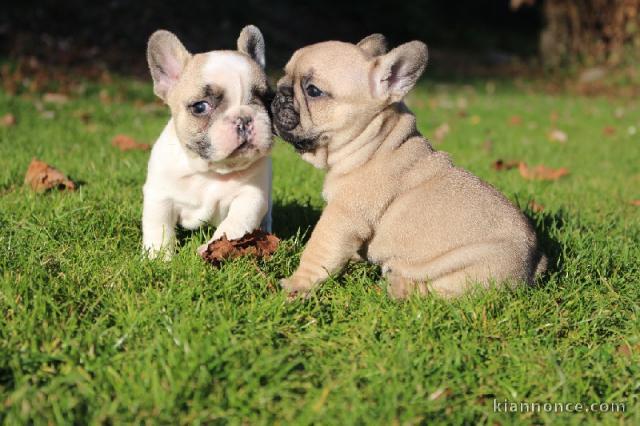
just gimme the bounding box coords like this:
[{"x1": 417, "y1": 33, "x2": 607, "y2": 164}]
[{"x1": 1, "y1": 70, "x2": 639, "y2": 425}]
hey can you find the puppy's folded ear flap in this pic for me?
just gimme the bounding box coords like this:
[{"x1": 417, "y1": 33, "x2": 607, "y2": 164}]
[
  {"x1": 357, "y1": 33, "x2": 388, "y2": 57},
  {"x1": 370, "y1": 41, "x2": 428, "y2": 103},
  {"x1": 147, "y1": 30, "x2": 191, "y2": 101},
  {"x1": 237, "y1": 25, "x2": 266, "y2": 68}
]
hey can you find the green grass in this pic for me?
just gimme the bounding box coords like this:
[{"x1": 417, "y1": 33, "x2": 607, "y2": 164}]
[{"x1": 1, "y1": 74, "x2": 639, "y2": 425}]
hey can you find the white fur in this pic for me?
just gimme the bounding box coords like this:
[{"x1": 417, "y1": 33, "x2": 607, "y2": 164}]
[
  {"x1": 142, "y1": 119, "x2": 272, "y2": 259},
  {"x1": 203, "y1": 52, "x2": 251, "y2": 105}
]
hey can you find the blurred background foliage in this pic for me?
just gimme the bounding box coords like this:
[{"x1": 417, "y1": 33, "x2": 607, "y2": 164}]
[{"x1": 0, "y1": 0, "x2": 638, "y2": 79}]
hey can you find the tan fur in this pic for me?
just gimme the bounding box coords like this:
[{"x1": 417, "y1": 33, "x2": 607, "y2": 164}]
[{"x1": 274, "y1": 36, "x2": 546, "y2": 299}]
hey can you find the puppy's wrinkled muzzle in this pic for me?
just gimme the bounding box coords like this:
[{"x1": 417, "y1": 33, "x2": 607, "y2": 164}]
[
  {"x1": 271, "y1": 90, "x2": 318, "y2": 153},
  {"x1": 271, "y1": 91, "x2": 299, "y2": 132}
]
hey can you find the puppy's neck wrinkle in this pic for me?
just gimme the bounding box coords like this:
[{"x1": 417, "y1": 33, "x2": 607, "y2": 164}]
[{"x1": 326, "y1": 103, "x2": 415, "y2": 176}]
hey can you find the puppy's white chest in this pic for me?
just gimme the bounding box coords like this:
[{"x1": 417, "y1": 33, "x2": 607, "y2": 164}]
[{"x1": 173, "y1": 175, "x2": 237, "y2": 229}]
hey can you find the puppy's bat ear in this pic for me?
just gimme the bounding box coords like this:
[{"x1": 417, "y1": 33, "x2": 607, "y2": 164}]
[
  {"x1": 357, "y1": 34, "x2": 388, "y2": 57},
  {"x1": 147, "y1": 30, "x2": 191, "y2": 101},
  {"x1": 238, "y1": 25, "x2": 266, "y2": 68},
  {"x1": 370, "y1": 41, "x2": 428, "y2": 103}
]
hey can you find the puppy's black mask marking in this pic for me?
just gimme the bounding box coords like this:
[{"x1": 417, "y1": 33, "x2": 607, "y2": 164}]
[
  {"x1": 271, "y1": 90, "x2": 298, "y2": 131},
  {"x1": 271, "y1": 88, "x2": 318, "y2": 153},
  {"x1": 187, "y1": 136, "x2": 212, "y2": 159}
]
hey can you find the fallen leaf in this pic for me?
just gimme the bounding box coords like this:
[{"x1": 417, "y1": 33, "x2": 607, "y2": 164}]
[
  {"x1": 578, "y1": 67, "x2": 607, "y2": 84},
  {"x1": 603, "y1": 126, "x2": 616, "y2": 136},
  {"x1": 24, "y1": 159, "x2": 76, "y2": 193},
  {"x1": 630, "y1": 200, "x2": 640, "y2": 206},
  {"x1": 99, "y1": 89, "x2": 111, "y2": 105},
  {"x1": 528, "y1": 200, "x2": 545, "y2": 212},
  {"x1": 111, "y1": 134, "x2": 150, "y2": 151},
  {"x1": 433, "y1": 123, "x2": 450, "y2": 143},
  {"x1": 508, "y1": 115, "x2": 522, "y2": 126},
  {"x1": 72, "y1": 109, "x2": 92, "y2": 124},
  {"x1": 548, "y1": 129, "x2": 568, "y2": 143},
  {"x1": 201, "y1": 229, "x2": 280, "y2": 267},
  {"x1": 428, "y1": 387, "x2": 452, "y2": 401},
  {"x1": 469, "y1": 115, "x2": 481, "y2": 125},
  {"x1": 549, "y1": 111, "x2": 559, "y2": 123},
  {"x1": 42, "y1": 93, "x2": 69, "y2": 104},
  {"x1": 616, "y1": 343, "x2": 640, "y2": 357},
  {"x1": 518, "y1": 162, "x2": 569, "y2": 181},
  {"x1": 485, "y1": 81, "x2": 496, "y2": 95},
  {"x1": 510, "y1": 0, "x2": 535, "y2": 10},
  {"x1": 1, "y1": 113, "x2": 16, "y2": 127},
  {"x1": 482, "y1": 139, "x2": 493, "y2": 153},
  {"x1": 491, "y1": 159, "x2": 520, "y2": 171}
]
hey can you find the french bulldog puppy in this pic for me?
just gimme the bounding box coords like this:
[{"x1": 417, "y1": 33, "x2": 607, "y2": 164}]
[
  {"x1": 142, "y1": 26, "x2": 273, "y2": 260},
  {"x1": 272, "y1": 34, "x2": 547, "y2": 298}
]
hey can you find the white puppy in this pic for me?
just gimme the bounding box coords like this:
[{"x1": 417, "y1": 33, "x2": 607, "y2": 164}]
[{"x1": 142, "y1": 26, "x2": 273, "y2": 259}]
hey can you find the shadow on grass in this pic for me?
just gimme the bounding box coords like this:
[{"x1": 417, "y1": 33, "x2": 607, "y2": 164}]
[
  {"x1": 525, "y1": 207, "x2": 566, "y2": 278},
  {"x1": 272, "y1": 200, "x2": 321, "y2": 240},
  {"x1": 173, "y1": 200, "x2": 322, "y2": 247}
]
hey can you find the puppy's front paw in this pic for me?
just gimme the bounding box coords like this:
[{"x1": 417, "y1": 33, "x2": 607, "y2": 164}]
[
  {"x1": 212, "y1": 219, "x2": 252, "y2": 241},
  {"x1": 144, "y1": 246, "x2": 173, "y2": 261},
  {"x1": 280, "y1": 275, "x2": 316, "y2": 299},
  {"x1": 196, "y1": 242, "x2": 210, "y2": 258}
]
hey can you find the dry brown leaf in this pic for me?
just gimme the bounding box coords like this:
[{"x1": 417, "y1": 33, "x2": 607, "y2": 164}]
[
  {"x1": 492, "y1": 159, "x2": 520, "y2": 171},
  {"x1": 630, "y1": 200, "x2": 640, "y2": 206},
  {"x1": 99, "y1": 89, "x2": 112, "y2": 105},
  {"x1": 548, "y1": 129, "x2": 568, "y2": 143},
  {"x1": 469, "y1": 115, "x2": 481, "y2": 125},
  {"x1": 428, "y1": 387, "x2": 452, "y2": 401},
  {"x1": 549, "y1": 111, "x2": 559, "y2": 123},
  {"x1": 433, "y1": 123, "x2": 450, "y2": 143},
  {"x1": 528, "y1": 200, "x2": 545, "y2": 213},
  {"x1": 111, "y1": 134, "x2": 150, "y2": 151},
  {"x1": 603, "y1": 126, "x2": 616, "y2": 136},
  {"x1": 72, "y1": 109, "x2": 92, "y2": 124},
  {"x1": 201, "y1": 229, "x2": 280, "y2": 267},
  {"x1": 616, "y1": 343, "x2": 640, "y2": 357},
  {"x1": 510, "y1": 0, "x2": 535, "y2": 10},
  {"x1": 508, "y1": 115, "x2": 522, "y2": 126},
  {"x1": 518, "y1": 162, "x2": 569, "y2": 181},
  {"x1": 42, "y1": 93, "x2": 69, "y2": 104},
  {"x1": 24, "y1": 158, "x2": 76, "y2": 193},
  {"x1": 1, "y1": 113, "x2": 16, "y2": 127}
]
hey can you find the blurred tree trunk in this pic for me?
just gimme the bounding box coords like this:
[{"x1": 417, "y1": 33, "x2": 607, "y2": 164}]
[{"x1": 538, "y1": 0, "x2": 640, "y2": 67}]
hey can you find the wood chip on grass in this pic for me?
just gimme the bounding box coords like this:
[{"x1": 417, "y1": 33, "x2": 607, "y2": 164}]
[{"x1": 200, "y1": 229, "x2": 280, "y2": 267}]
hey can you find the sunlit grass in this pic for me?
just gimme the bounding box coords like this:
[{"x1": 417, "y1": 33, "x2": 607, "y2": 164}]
[{"x1": 1, "y1": 75, "x2": 639, "y2": 424}]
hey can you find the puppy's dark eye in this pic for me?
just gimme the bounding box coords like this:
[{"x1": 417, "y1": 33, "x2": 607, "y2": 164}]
[
  {"x1": 190, "y1": 101, "x2": 211, "y2": 116},
  {"x1": 306, "y1": 84, "x2": 324, "y2": 98}
]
